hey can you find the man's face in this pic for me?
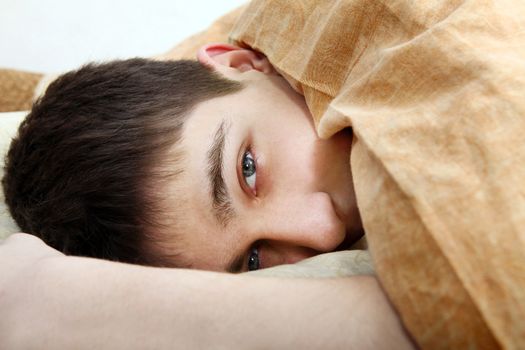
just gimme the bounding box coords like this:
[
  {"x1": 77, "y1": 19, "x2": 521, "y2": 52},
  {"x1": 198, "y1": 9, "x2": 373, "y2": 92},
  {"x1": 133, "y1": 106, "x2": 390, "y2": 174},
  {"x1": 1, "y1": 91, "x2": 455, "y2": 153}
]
[{"x1": 157, "y1": 54, "x2": 363, "y2": 272}]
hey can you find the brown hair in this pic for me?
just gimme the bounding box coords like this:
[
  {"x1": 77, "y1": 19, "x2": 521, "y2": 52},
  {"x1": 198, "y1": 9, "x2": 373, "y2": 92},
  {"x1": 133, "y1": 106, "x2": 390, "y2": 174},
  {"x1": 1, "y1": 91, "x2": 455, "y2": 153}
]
[{"x1": 2, "y1": 58, "x2": 242, "y2": 266}]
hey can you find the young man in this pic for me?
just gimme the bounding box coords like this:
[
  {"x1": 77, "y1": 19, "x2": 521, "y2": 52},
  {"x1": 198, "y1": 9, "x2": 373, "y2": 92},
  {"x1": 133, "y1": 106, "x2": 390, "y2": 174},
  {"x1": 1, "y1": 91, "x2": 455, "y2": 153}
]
[
  {"x1": 0, "y1": 44, "x2": 414, "y2": 348},
  {"x1": 3, "y1": 43, "x2": 364, "y2": 272}
]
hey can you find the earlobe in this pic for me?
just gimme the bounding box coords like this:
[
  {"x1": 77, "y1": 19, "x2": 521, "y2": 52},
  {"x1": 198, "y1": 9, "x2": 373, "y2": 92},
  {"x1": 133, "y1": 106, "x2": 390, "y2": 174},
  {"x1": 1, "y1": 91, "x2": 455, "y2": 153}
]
[{"x1": 197, "y1": 43, "x2": 275, "y2": 75}]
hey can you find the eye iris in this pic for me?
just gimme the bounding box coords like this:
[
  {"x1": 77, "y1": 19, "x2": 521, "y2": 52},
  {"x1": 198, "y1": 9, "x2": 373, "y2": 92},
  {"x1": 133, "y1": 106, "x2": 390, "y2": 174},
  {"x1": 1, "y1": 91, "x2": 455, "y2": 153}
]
[
  {"x1": 248, "y1": 248, "x2": 260, "y2": 271},
  {"x1": 242, "y1": 153, "x2": 256, "y2": 177}
]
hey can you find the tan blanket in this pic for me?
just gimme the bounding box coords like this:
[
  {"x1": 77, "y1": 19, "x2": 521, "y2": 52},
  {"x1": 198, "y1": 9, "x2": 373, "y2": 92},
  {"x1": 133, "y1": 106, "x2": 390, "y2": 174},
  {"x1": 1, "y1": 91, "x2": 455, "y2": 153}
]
[{"x1": 230, "y1": 0, "x2": 525, "y2": 349}]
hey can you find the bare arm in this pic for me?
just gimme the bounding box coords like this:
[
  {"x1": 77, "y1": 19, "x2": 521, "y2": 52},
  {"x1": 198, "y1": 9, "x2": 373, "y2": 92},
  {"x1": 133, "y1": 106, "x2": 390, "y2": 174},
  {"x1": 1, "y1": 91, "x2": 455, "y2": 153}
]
[{"x1": 0, "y1": 234, "x2": 414, "y2": 349}]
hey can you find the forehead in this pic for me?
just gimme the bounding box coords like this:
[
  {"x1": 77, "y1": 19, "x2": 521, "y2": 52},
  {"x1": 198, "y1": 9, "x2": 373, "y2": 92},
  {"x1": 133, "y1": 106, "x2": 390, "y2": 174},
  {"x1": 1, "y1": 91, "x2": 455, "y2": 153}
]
[{"x1": 153, "y1": 94, "x2": 242, "y2": 269}]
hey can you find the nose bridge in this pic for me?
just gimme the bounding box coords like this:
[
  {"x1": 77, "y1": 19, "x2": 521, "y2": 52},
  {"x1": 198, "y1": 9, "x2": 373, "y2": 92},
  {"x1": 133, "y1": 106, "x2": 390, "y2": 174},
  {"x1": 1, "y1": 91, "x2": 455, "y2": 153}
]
[{"x1": 260, "y1": 192, "x2": 346, "y2": 253}]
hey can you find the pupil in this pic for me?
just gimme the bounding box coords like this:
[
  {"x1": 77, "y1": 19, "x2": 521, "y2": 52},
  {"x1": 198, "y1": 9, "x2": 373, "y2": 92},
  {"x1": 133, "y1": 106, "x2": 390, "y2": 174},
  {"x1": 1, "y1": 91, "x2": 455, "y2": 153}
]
[
  {"x1": 248, "y1": 250, "x2": 259, "y2": 271},
  {"x1": 242, "y1": 154, "x2": 255, "y2": 177}
]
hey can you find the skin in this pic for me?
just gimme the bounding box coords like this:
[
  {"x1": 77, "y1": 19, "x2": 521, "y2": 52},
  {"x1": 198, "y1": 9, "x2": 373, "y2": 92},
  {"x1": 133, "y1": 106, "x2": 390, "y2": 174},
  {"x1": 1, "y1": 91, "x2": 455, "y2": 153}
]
[
  {"x1": 157, "y1": 43, "x2": 364, "y2": 272},
  {"x1": 0, "y1": 233, "x2": 415, "y2": 349}
]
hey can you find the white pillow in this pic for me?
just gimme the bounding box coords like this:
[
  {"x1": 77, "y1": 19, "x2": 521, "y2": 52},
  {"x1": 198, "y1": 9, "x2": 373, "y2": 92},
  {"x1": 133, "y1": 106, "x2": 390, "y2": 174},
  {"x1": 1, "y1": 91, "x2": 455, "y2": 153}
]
[{"x1": 0, "y1": 111, "x2": 26, "y2": 239}]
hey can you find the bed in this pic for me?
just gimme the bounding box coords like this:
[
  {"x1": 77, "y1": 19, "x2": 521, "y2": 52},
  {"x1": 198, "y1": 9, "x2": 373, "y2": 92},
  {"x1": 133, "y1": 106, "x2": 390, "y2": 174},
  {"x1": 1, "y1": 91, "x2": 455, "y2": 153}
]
[{"x1": 1, "y1": 0, "x2": 524, "y2": 348}]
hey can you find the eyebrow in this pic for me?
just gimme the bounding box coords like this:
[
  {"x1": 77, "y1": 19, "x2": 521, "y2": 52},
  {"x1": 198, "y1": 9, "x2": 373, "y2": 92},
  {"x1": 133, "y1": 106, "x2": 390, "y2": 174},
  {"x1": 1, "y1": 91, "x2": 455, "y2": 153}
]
[{"x1": 207, "y1": 119, "x2": 235, "y2": 227}]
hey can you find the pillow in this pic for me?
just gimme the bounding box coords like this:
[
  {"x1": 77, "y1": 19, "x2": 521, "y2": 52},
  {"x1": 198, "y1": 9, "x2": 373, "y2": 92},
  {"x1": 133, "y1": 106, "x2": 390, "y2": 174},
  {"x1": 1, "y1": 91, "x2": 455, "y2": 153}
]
[
  {"x1": 0, "y1": 111, "x2": 25, "y2": 239},
  {"x1": 247, "y1": 249, "x2": 373, "y2": 278},
  {"x1": 230, "y1": 0, "x2": 525, "y2": 348}
]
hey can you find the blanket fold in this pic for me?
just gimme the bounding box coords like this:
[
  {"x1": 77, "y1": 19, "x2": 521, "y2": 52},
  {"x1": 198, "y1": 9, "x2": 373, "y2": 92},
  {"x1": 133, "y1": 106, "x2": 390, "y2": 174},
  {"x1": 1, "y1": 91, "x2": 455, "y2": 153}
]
[{"x1": 231, "y1": 0, "x2": 525, "y2": 348}]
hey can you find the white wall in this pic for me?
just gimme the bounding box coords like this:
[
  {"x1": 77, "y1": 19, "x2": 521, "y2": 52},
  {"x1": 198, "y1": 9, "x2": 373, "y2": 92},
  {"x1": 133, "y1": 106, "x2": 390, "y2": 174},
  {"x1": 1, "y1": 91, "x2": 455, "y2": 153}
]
[{"x1": 0, "y1": 0, "x2": 246, "y2": 73}]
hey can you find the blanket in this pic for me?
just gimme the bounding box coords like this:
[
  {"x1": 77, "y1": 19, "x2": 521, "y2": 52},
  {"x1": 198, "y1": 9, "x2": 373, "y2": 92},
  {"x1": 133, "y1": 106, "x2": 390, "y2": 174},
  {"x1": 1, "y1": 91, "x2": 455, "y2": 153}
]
[
  {"x1": 0, "y1": 69, "x2": 42, "y2": 112},
  {"x1": 230, "y1": 0, "x2": 525, "y2": 348}
]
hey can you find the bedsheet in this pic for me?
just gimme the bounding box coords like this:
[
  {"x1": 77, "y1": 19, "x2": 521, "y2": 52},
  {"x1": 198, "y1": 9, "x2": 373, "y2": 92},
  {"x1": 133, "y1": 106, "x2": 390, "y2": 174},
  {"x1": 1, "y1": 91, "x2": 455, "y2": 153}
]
[{"x1": 230, "y1": 0, "x2": 525, "y2": 348}]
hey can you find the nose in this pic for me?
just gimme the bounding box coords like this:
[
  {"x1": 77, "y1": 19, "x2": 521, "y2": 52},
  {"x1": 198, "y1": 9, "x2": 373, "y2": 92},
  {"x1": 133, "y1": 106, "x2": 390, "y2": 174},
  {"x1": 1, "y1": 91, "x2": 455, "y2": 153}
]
[{"x1": 256, "y1": 192, "x2": 346, "y2": 265}]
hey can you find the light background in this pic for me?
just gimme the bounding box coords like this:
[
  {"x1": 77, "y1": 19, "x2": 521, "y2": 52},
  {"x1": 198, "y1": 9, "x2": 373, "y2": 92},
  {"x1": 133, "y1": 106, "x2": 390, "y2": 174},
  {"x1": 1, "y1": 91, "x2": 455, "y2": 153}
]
[{"x1": 0, "y1": 0, "x2": 246, "y2": 73}]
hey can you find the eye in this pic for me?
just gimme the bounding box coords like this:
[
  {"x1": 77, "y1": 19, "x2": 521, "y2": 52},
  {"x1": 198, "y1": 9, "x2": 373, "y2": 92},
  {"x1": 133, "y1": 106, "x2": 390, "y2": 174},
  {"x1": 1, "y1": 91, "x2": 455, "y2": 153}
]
[
  {"x1": 247, "y1": 247, "x2": 260, "y2": 271},
  {"x1": 241, "y1": 151, "x2": 257, "y2": 192}
]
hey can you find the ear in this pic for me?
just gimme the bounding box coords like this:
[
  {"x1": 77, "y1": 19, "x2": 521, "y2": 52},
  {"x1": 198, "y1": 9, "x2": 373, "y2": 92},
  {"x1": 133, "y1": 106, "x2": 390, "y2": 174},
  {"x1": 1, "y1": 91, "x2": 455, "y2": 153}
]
[{"x1": 197, "y1": 43, "x2": 275, "y2": 74}]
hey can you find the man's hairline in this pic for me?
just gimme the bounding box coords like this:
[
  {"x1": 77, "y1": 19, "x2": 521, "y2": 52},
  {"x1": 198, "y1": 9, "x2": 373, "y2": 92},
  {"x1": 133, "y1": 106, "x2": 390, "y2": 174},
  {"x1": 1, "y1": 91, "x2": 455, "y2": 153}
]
[{"x1": 138, "y1": 90, "x2": 243, "y2": 268}]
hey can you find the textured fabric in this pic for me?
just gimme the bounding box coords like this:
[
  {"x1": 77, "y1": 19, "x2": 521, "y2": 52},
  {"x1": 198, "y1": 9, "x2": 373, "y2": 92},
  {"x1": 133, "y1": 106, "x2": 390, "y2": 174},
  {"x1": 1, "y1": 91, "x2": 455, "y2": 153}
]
[
  {"x1": 247, "y1": 249, "x2": 374, "y2": 278},
  {"x1": 0, "y1": 69, "x2": 42, "y2": 112},
  {"x1": 231, "y1": 0, "x2": 525, "y2": 349}
]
